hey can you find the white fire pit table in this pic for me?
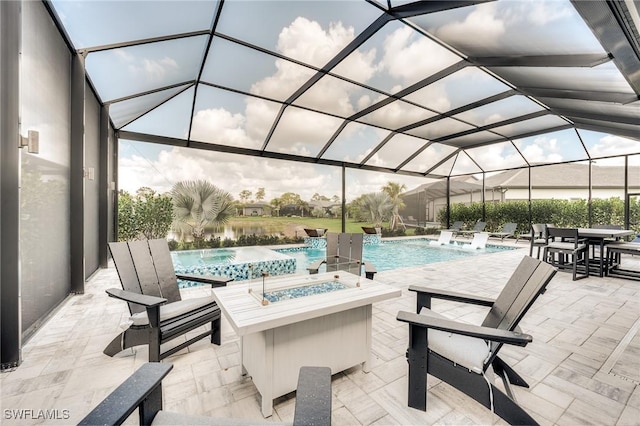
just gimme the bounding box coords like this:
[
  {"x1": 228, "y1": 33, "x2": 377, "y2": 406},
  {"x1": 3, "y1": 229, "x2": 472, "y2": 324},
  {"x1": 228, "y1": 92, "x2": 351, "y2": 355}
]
[{"x1": 212, "y1": 271, "x2": 401, "y2": 417}]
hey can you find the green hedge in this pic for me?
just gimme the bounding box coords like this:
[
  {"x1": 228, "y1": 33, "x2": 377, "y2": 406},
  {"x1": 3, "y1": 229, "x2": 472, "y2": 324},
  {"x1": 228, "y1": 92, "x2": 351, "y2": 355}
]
[{"x1": 438, "y1": 198, "x2": 640, "y2": 236}]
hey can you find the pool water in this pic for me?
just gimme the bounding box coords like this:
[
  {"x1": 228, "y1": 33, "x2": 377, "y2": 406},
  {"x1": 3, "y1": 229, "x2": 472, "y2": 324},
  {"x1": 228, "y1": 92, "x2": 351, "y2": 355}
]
[
  {"x1": 173, "y1": 238, "x2": 516, "y2": 286},
  {"x1": 276, "y1": 238, "x2": 515, "y2": 273}
]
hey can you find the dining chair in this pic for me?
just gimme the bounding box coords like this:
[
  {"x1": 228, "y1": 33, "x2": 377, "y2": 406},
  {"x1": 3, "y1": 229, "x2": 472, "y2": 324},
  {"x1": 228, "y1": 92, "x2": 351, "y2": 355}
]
[
  {"x1": 544, "y1": 227, "x2": 589, "y2": 280},
  {"x1": 529, "y1": 223, "x2": 548, "y2": 259}
]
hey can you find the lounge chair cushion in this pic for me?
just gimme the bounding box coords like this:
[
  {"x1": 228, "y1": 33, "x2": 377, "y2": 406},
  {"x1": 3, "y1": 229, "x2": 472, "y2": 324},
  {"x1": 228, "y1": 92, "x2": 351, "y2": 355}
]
[
  {"x1": 130, "y1": 295, "x2": 217, "y2": 326},
  {"x1": 152, "y1": 411, "x2": 287, "y2": 426},
  {"x1": 547, "y1": 242, "x2": 586, "y2": 251},
  {"x1": 419, "y1": 308, "x2": 490, "y2": 374}
]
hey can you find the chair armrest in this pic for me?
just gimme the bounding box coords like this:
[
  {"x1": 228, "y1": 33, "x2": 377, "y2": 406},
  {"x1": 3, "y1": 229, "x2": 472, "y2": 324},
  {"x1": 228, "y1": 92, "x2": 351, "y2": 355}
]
[
  {"x1": 106, "y1": 288, "x2": 167, "y2": 308},
  {"x1": 176, "y1": 273, "x2": 232, "y2": 287},
  {"x1": 396, "y1": 310, "x2": 532, "y2": 346},
  {"x1": 409, "y1": 285, "x2": 494, "y2": 307},
  {"x1": 363, "y1": 261, "x2": 376, "y2": 280},
  {"x1": 293, "y1": 366, "x2": 332, "y2": 426},
  {"x1": 78, "y1": 363, "x2": 173, "y2": 426},
  {"x1": 307, "y1": 259, "x2": 326, "y2": 274}
]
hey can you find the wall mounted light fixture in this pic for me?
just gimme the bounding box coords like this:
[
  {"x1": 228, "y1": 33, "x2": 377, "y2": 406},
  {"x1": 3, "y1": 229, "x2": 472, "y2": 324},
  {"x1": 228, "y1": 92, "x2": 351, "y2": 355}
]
[{"x1": 19, "y1": 130, "x2": 39, "y2": 154}]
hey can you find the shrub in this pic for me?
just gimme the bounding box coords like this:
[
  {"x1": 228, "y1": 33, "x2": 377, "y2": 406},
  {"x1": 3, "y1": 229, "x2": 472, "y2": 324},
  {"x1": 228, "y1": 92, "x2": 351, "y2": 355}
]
[{"x1": 437, "y1": 197, "x2": 636, "y2": 236}]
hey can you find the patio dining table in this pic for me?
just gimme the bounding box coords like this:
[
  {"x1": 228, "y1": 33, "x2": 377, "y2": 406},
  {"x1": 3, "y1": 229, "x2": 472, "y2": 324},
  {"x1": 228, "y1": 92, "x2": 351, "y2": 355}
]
[{"x1": 578, "y1": 228, "x2": 635, "y2": 277}]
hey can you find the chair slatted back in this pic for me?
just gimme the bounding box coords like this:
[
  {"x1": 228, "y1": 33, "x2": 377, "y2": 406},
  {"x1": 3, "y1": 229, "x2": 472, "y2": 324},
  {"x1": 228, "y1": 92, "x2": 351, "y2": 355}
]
[
  {"x1": 481, "y1": 256, "x2": 557, "y2": 363},
  {"x1": 325, "y1": 233, "x2": 365, "y2": 276},
  {"x1": 148, "y1": 239, "x2": 182, "y2": 303},
  {"x1": 450, "y1": 221, "x2": 463, "y2": 231},
  {"x1": 502, "y1": 223, "x2": 517, "y2": 234},
  {"x1": 326, "y1": 232, "x2": 340, "y2": 273},
  {"x1": 531, "y1": 223, "x2": 546, "y2": 238},
  {"x1": 349, "y1": 233, "x2": 364, "y2": 261},
  {"x1": 338, "y1": 233, "x2": 352, "y2": 261},
  {"x1": 108, "y1": 242, "x2": 145, "y2": 315},
  {"x1": 326, "y1": 233, "x2": 339, "y2": 257},
  {"x1": 472, "y1": 221, "x2": 486, "y2": 232},
  {"x1": 128, "y1": 240, "x2": 163, "y2": 299},
  {"x1": 548, "y1": 227, "x2": 580, "y2": 247}
]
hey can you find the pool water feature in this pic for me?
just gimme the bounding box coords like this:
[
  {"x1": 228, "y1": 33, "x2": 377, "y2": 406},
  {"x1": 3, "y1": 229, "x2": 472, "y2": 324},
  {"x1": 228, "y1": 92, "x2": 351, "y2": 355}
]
[
  {"x1": 276, "y1": 238, "x2": 515, "y2": 274},
  {"x1": 172, "y1": 246, "x2": 296, "y2": 285}
]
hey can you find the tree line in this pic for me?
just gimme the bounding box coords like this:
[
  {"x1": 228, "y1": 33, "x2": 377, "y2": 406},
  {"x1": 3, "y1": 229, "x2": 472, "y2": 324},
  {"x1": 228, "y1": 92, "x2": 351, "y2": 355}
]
[{"x1": 117, "y1": 180, "x2": 409, "y2": 243}]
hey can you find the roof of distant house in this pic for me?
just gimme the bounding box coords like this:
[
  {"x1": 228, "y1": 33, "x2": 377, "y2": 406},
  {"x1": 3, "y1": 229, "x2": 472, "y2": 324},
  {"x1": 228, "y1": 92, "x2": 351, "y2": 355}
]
[{"x1": 403, "y1": 164, "x2": 640, "y2": 197}]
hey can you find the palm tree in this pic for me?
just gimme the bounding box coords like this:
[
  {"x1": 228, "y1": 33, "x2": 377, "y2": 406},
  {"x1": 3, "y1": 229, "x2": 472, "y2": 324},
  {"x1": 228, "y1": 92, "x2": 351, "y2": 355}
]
[
  {"x1": 270, "y1": 197, "x2": 282, "y2": 217},
  {"x1": 382, "y1": 181, "x2": 407, "y2": 231},
  {"x1": 358, "y1": 192, "x2": 393, "y2": 228},
  {"x1": 171, "y1": 180, "x2": 233, "y2": 242}
]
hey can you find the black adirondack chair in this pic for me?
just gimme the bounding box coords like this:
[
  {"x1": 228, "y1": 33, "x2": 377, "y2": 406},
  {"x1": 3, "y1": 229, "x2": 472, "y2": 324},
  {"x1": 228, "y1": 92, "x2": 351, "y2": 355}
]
[
  {"x1": 307, "y1": 232, "x2": 376, "y2": 279},
  {"x1": 104, "y1": 239, "x2": 232, "y2": 362},
  {"x1": 79, "y1": 363, "x2": 332, "y2": 426},
  {"x1": 397, "y1": 256, "x2": 557, "y2": 425}
]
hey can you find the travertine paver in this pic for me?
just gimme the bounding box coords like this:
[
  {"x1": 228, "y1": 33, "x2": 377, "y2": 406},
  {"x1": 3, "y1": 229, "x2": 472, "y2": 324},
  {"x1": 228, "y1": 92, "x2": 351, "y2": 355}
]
[{"x1": 1, "y1": 241, "x2": 638, "y2": 425}]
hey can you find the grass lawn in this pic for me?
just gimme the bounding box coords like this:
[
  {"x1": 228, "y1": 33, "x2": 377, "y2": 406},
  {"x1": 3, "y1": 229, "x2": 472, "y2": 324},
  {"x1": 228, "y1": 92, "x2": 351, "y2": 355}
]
[{"x1": 226, "y1": 216, "x2": 418, "y2": 236}]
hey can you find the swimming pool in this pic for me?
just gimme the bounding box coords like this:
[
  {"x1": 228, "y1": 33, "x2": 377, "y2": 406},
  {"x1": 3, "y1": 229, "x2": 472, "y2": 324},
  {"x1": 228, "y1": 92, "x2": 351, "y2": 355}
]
[
  {"x1": 275, "y1": 238, "x2": 515, "y2": 273},
  {"x1": 172, "y1": 238, "x2": 515, "y2": 285}
]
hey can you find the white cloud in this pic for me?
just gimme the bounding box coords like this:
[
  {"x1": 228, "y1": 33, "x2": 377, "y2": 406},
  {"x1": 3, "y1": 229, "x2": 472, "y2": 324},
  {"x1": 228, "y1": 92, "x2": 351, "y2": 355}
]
[
  {"x1": 118, "y1": 142, "x2": 430, "y2": 203},
  {"x1": 515, "y1": 135, "x2": 565, "y2": 164},
  {"x1": 113, "y1": 48, "x2": 135, "y2": 62},
  {"x1": 190, "y1": 16, "x2": 379, "y2": 155},
  {"x1": 381, "y1": 26, "x2": 459, "y2": 86},
  {"x1": 277, "y1": 17, "x2": 353, "y2": 68},
  {"x1": 468, "y1": 144, "x2": 522, "y2": 170},
  {"x1": 190, "y1": 108, "x2": 258, "y2": 148},
  {"x1": 513, "y1": 0, "x2": 573, "y2": 27},
  {"x1": 250, "y1": 58, "x2": 315, "y2": 101},
  {"x1": 332, "y1": 45, "x2": 378, "y2": 83},
  {"x1": 119, "y1": 146, "x2": 339, "y2": 201},
  {"x1": 588, "y1": 134, "x2": 640, "y2": 160},
  {"x1": 435, "y1": 3, "x2": 505, "y2": 50},
  {"x1": 128, "y1": 56, "x2": 178, "y2": 81}
]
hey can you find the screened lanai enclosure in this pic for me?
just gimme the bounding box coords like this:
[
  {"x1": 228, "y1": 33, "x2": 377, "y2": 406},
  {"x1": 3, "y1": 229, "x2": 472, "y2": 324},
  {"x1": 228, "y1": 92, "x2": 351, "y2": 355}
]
[{"x1": 1, "y1": 0, "x2": 639, "y2": 368}]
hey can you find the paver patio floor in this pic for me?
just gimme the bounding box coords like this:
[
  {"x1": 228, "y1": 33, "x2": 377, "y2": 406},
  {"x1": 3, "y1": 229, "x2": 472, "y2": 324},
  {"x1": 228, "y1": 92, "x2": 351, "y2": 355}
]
[{"x1": 2, "y1": 242, "x2": 639, "y2": 425}]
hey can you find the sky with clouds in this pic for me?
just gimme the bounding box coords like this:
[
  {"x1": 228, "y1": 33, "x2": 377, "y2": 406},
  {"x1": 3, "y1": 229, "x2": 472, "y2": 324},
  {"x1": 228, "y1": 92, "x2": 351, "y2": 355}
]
[
  {"x1": 117, "y1": 140, "x2": 433, "y2": 201},
  {"x1": 50, "y1": 0, "x2": 639, "y2": 200}
]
